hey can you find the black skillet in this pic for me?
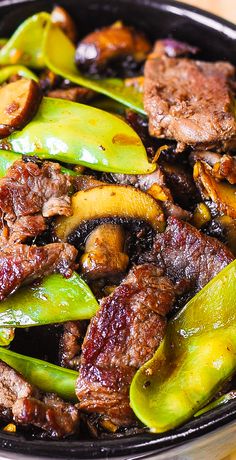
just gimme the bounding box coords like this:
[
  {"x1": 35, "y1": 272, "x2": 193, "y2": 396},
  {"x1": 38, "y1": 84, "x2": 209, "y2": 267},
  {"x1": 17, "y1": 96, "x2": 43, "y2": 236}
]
[{"x1": 0, "y1": 0, "x2": 235, "y2": 458}]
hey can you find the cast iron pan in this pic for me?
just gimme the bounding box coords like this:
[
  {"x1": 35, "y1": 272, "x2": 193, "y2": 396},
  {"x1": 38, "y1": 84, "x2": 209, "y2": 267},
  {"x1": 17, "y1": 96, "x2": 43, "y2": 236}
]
[{"x1": 0, "y1": 0, "x2": 235, "y2": 458}]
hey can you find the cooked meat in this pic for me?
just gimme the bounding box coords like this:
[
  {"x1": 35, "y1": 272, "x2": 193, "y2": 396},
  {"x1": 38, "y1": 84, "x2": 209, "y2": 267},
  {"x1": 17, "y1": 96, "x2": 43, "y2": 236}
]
[
  {"x1": 190, "y1": 151, "x2": 236, "y2": 185},
  {"x1": 0, "y1": 242, "x2": 77, "y2": 300},
  {"x1": 47, "y1": 87, "x2": 94, "y2": 103},
  {"x1": 13, "y1": 394, "x2": 79, "y2": 438},
  {"x1": 144, "y1": 40, "x2": 236, "y2": 152},
  {"x1": 143, "y1": 217, "x2": 234, "y2": 294},
  {"x1": 160, "y1": 162, "x2": 200, "y2": 209},
  {"x1": 0, "y1": 361, "x2": 35, "y2": 410},
  {"x1": 111, "y1": 169, "x2": 190, "y2": 220},
  {"x1": 0, "y1": 160, "x2": 73, "y2": 243},
  {"x1": 59, "y1": 321, "x2": 87, "y2": 370},
  {"x1": 76, "y1": 264, "x2": 175, "y2": 426}
]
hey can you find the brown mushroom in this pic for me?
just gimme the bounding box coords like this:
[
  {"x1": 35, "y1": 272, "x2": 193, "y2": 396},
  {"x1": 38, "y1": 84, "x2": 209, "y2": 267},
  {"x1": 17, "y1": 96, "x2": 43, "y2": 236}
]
[
  {"x1": 51, "y1": 6, "x2": 77, "y2": 43},
  {"x1": 75, "y1": 22, "x2": 151, "y2": 75},
  {"x1": 193, "y1": 161, "x2": 236, "y2": 218},
  {"x1": 80, "y1": 223, "x2": 129, "y2": 280},
  {"x1": 189, "y1": 151, "x2": 236, "y2": 185},
  {"x1": 0, "y1": 78, "x2": 42, "y2": 138},
  {"x1": 54, "y1": 184, "x2": 165, "y2": 243}
]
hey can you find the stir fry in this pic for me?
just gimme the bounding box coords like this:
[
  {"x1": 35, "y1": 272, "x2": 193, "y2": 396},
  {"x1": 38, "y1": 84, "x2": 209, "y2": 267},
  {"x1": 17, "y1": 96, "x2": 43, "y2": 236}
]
[{"x1": 0, "y1": 6, "x2": 235, "y2": 439}]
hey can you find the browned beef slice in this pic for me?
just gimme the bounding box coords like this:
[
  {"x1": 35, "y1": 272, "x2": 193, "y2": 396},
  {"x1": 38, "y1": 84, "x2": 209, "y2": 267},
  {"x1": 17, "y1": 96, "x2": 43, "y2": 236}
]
[
  {"x1": 76, "y1": 264, "x2": 175, "y2": 426},
  {"x1": 144, "y1": 41, "x2": 236, "y2": 151},
  {"x1": 145, "y1": 217, "x2": 234, "y2": 294},
  {"x1": 13, "y1": 394, "x2": 79, "y2": 438},
  {"x1": 59, "y1": 321, "x2": 87, "y2": 370},
  {"x1": 0, "y1": 361, "x2": 35, "y2": 410},
  {"x1": 0, "y1": 160, "x2": 73, "y2": 243},
  {"x1": 0, "y1": 242, "x2": 77, "y2": 300},
  {"x1": 47, "y1": 86, "x2": 94, "y2": 103}
]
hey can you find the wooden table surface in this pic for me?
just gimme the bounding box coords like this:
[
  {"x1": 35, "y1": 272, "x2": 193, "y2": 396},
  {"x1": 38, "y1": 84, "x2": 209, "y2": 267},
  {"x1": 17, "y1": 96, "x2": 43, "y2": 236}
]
[
  {"x1": 174, "y1": 1, "x2": 236, "y2": 458},
  {"x1": 174, "y1": 0, "x2": 236, "y2": 24}
]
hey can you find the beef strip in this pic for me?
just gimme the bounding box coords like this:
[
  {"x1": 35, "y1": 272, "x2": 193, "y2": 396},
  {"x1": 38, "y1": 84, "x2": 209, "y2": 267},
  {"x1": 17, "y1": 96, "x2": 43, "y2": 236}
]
[
  {"x1": 59, "y1": 321, "x2": 88, "y2": 370},
  {"x1": 0, "y1": 361, "x2": 79, "y2": 437},
  {"x1": 76, "y1": 264, "x2": 176, "y2": 426},
  {"x1": 47, "y1": 86, "x2": 94, "y2": 103},
  {"x1": 142, "y1": 217, "x2": 234, "y2": 295},
  {"x1": 0, "y1": 160, "x2": 73, "y2": 243},
  {"x1": 0, "y1": 242, "x2": 77, "y2": 301},
  {"x1": 144, "y1": 40, "x2": 236, "y2": 152},
  {"x1": 13, "y1": 393, "x2": 79, "y2": 438}
]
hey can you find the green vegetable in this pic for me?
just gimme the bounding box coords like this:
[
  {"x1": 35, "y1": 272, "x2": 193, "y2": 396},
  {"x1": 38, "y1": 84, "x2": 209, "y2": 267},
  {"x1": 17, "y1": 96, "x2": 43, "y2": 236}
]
[
  {"x1": 0, "y1": 12, "x2": 144, "y2": 113},
  {"x1": 130, "y1": 259, "x2": 236, "y2": 433},
  {"x1": 195, "y1": 391, "x2": 236, "y2": 417},
  {"x1": 0, "y1": 327, "x2": 15, "y2": 346},
  {"x1": 0, "y1": 12, "x2": 50, "y2": 68},
  {"x1": 5, "y1": 97, "x2": 154, "y2": 174},
  {"x1": 0, "y1": 65, "x2": 38, "y2": 84},
  {"x1": 0, "y1": 347, "x2": 78, "y2": 400},
  {"x1": 0, "y1": 272, "x2": 98, "y2": 327},
  {"x1": 43, "y1": 22, "x2": 145, "y2": 114}
]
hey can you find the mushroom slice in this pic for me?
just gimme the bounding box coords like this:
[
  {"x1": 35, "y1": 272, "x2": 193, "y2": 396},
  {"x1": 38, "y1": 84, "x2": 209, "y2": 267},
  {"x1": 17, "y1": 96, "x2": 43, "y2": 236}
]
[
  {"x1": 0, "y1": 78, "x2": 42, "y2": 138},
  {"x1": 55, "y1": 184, "x2": 165, "y2": 241},
  {"x1": 80, "y1": 223, "x2": 129, "y2": 280},
  {"x1": 193, "y1": 161, "x2": 236, "y2": 218},
  {"x1": 51, "y1": 6, "x2": 77, "y2": 43},
  {"x1": 75, "y1": 22, "x2": 151, "y2": 75}
]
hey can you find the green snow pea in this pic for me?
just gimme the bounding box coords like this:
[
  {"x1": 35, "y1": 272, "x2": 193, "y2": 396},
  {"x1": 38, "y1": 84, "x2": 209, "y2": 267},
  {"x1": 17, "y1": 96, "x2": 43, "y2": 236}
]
[
  {"x1": 130, "y1": 259, "x2": 236, "y2": 433},
  {"x1": 0, "y1": 12, "x2": 50, "y2": 68},
  {"x1": 0, "y1": 272, "x2": 98, "y2": 327},
  {"x1": 195, "y1": 391, "x2": 236, "y2": 417},
  {"x1": 43, "y1": 22, "x2": 145, "y2": 114},
  {"x1": 0, "y1": 65, "x2": 38, "y2": 84},
  {"x1": 4, "y1": 97, "x2": 154, "y2": 174},
  {"x1": 0, "y1": 347, "x2": 78, "y2": 400},
  {"x1": 0, "y1": 327, "x2": 15, "y2": 346}
]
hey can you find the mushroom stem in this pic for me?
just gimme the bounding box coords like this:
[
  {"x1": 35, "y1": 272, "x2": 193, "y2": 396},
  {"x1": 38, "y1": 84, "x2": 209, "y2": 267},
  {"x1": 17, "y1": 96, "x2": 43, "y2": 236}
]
[{"x1": 80, "y1": 223, "x2": 129, "y2": 280}]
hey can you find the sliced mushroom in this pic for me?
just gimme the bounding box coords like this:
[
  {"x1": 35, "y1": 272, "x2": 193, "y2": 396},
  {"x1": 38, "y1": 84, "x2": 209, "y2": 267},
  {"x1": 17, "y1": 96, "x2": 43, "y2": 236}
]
[
  {"x1": 80, "y1": 223, "x2": 129, "y2": 279},
  {"x1": 193, "y1": 161, "x2": 236, "y2": 218},
  {"x1": 0, "y1": 78, "x2": 42, "y2": 138},
  {"x1": 47, "y1": 86, "x2": 95, "y2": 103},
  {"x1": 205, "y1": 216, "x2": 236, "y2": 255},
  {"x1": 55, "y1": 184, "x2": 165, "y2": 242},
  {"x1": 51, "y1": 6, "x2": 77, "y2": 43},
  {"x1": 75, "y1": 22, "x2": 151, "y2": 75},
  {"x1": 189, "y1": 151, "x2": 236, "y2": 185}
]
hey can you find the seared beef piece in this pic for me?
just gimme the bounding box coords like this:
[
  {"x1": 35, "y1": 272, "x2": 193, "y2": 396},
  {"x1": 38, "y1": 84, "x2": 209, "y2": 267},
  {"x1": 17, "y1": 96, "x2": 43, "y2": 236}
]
[
  {"x1": 76, "y1": 264, "x2": 175, "y2": 426},
  {"x1": 144, "y1": 40, "x2": 236, "y2": 152},
  {"x1": 0, "y1": 160, "x2": 73, "y2": 243},
  {"x1": 0, "y1": 242, "x2": 77, "y2": 301},
  {"x1": 59, "y1": 321, "x2": 87, "y2": 370},
  {"x1": 190, "y1": 151, "x2": 236, "y2": 185},
  {"x1": 0, "y1": 361, "x2": 79, "y2": 438},
  {"x1": 13, "y1": 394, "x2": 79, "y2": 438},
  {"x1": 143, "y1": 217, "x2": 234, "y2": 295},
  {"x1": 47, "y1": 86, "x2": 94, "y2": 103},
  {"x1": 111, "y1": 169, "x2": 190, "y2": 220},
  {"x1": 0, "y1": 361, "x2": 35, "y2": 411}
]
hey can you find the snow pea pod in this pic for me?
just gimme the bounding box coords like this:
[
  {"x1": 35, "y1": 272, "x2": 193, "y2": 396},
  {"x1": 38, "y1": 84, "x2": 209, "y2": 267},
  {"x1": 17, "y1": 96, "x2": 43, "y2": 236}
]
[
  {"x1": 0, "y1": 327, "x2": 15, "y2": 346},
  {"x1": 43, "y1": 22, "x2": 145, "y2": 114},
  {"x1": 0, "y1": 65, "x2": 38, "y2": 84},
  {"x1": 195, "y1": 391, "x2": 236, "y2": 417},
  {"x1": 130, "y1": 259, "x2": 236, "y2": 433},
  {"x1": 0, "y1": 348, "x2": 78, "y2": 400},
  {"x1": 0, "y1": 272, "x2": 98, "y2": 327},
  {"x1": 0, "y1": 12, "x2": 50, "y2": 68},
  {"x1": 5, "y1": 97, "x2": 154, "y2": 174}
]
